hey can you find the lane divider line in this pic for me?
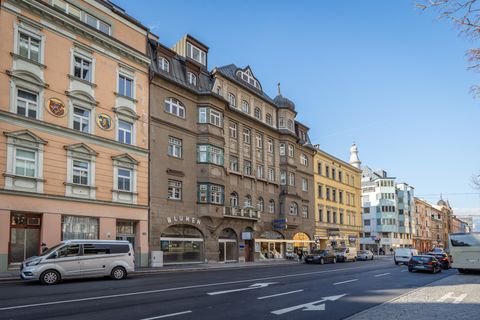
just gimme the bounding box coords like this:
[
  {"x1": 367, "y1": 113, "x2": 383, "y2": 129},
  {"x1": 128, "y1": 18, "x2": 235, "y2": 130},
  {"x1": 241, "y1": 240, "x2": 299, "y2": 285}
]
[
  {"x1": 374, "y1": 273, "x2": 391, "y2": 277},
  {"x1": 333, "y1": 279, "x2": 358, "y2": 285},
  {"x1": 258, "y1": 289, "x2": 304, "y2": 300},
  {"x1": 140, "y1": 310, "x2": 192, "y2": 320}
]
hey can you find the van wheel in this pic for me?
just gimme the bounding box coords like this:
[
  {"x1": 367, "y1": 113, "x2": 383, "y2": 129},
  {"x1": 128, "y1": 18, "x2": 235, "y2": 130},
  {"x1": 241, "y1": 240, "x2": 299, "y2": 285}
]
[
  {"x1": 111, "y1": 266, "x2": 127, "y2": 280},
  {"x1": 40, "y1": 270, "x2": 60, "y2": 285},
  {"x1": 458, "y1": 268, "x2": 466, "y2": 274}
]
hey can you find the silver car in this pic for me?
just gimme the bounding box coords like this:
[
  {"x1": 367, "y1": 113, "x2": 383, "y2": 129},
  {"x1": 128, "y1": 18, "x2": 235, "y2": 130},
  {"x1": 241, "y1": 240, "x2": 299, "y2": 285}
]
[{"x1": 357, "y1": 250, "x2": 374, "y2": 261}]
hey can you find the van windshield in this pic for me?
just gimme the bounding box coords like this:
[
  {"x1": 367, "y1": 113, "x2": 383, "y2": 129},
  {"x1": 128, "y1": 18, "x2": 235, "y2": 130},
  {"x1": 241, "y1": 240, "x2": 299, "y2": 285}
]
[
  {"x1": 39, "y1": 243, "x2": 63, "y2": 256},
  {"x1": 334, "y1": 248, "x2": 345, "y2": 253}
]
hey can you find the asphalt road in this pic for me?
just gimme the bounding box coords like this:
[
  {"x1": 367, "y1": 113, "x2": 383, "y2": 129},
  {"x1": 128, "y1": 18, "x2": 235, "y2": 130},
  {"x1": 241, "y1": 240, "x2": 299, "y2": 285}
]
[{"x1": 0, "y1": 259, "x2": 456, "y2": 320}]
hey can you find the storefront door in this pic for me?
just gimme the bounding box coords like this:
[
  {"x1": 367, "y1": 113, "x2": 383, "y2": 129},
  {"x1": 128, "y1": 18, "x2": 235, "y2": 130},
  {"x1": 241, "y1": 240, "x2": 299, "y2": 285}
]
[
  {"x1": 9, "y1": 213, "x2": 41, "y2": 263},
  {"x1": 218, "y1": 239, "x2": 237, "y2": 263}
]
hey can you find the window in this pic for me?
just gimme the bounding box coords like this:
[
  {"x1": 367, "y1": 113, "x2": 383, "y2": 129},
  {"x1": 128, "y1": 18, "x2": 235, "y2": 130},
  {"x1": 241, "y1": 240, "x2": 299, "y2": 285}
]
[
  {"x1": 340, "y1": 212, "x2": 344, "y2": 224},
  {"x1": 289, "y1": 172, "x2": 295, "y2": 186},
  {"x1": 168, "y1": 136, "x2": 182, "y2": 158},
  {"x1": 289, "y1": 202, "x2": 298, "y2": 216},
  {"x1": 244, "y1": 160, "x2": 252, "y2": 175},
  {"x1": 85, "y1": 13, "x2": 111, "y2": 35},
  {"x1": 15, "y1": 149, "x2": 36, "y2": 177},
  {"x1": 300, "y1": 154, "x2": 308, "y2": 166},
  {"x1": 168, "y1": 180, "x2": 182, "y2": 200},
  {"x1": 228, "y1": 93, "x2": 236, "y2": 107},
  {"x1": 18, "y1": 32, "x2": 40, "y2": 62},
  {"x1": 241, "y1": 100, "x2": 250, "y2": 113},
  {"x1": 332, "y1": 168, "x2": 336, "y2": 180},
  {"x1": 268, "y1": 168, "x2": 275, "y2": 182},
  {"x1": 269, "y1": 200, "x2": 275, "y2": 214},
  {"x1": 288, "y1": 144, "x2": 294, "y2": 157},
  {"x1": 117, "y1": 168, "x2": 132, "y2": 191},
  {"x1": 333, "y1": 212, "x2": 337, "y2": 224},
  {"x1": 118, "y1": 120, "x2": 132, "y2": 145},
  {"x1": 326, "y1": 188, "x2": 331, "y2": 200},
  {"x1": 74, "y1": 56, "x2": 91, "y2": 81},
  {"x1": 318, "y1": 208, "x2": 323, "y2": 222},
  {"x1": 187, "y1": 72, "x2": 197, "y2": 86},
  {"x1": 339, "y1": 191, "x2": 343, "y2": 204},
  {"x1": 228, "y1": 156, "x2": 238, "y2": 172},
  {"x1": 327, "y1": 211, "x2": 331, "y2": 223},
  {"x1": 267, "y1": 139, "x2": 274, "y2": 153},
  {"x1": 338, "y1": 171, "x2": 342, "y2": 182},
  {"x1": 257, "y1": 198, "x2": 264, "y2": 212},
  {"x1": 302, "y1": 178, "x2": 308, "y2": 191},
  {"x1": 16, "y1": 89, "x2": 38, "y2": 119},
  {"x1": 254, "y1": 107, "x2": 262, "y2": 119},
  {"x1": 255, "y1": 134, "x2": 263, "y2": 149},
  {"x1": 287, "y1": 119, "x2": 294, "y2": 131},
  {"x1": 279, "y1": 118, "x2": 285, "y2": 128},
  {"x1": 237, "y1": 68, "x2": 261, "y2": 90},
  {"x1": 318, "y1": 184, "x2": 323, "y2": 198},
  {"x1": 186, "y1": 42, "x2": 206, "y2": 65},
  {"x1": 266, "y1": 113, "x2": 273, "y2": 125},
  {"x1": 332, "y1": 189, "x2": 337, "y2": 202},
  {"x1": 158, "y1": 57, "x2": 169, "y2": 72},
  {"x1": 244, "y1": 195, "x2": 252, "y2": 208},
  {"x1": 164, "y1": 98, "x2": 185, "y2": 118},
  {"x1": 257, "y1": 164, "x2": 264, "y2": 179},
  {"x1": 280, "y1": 170, "x2": 287, "y2": 185},
  {"x1": 198, "y1": 107, "x2": 222, "y2": 127},
  {"x1": 216, "y1": 86, "x2": 222, "y2": 95},
  {"x1": 229, "y1": 122, "x2": 237, "y2": 138},
  {"x1": 197, "y1": 145, "x2": 224, "y2": 165},
  {"x1": 198, "y1": 184, "x2": 224, "y2": 204},
  {"x1": 62, "y1": 216, "x2": 98, "y2": 240},
  {"x1": 118, "y1": 74, "x2": 134, "y2": 98},
  {"x1": 52, "y1": 0, "x2": 81, "y2": 19},
  {"x1": 302, "y1": 206, "x2": 308, "y2": 218},
  {"x1": 73, "y1": 107, "x2": 90, "y2": 133},
  {"x1": 73, "y1": 160, "x2": 89, "y2": 185},
  {"x1": 230, "y1": 192, "x2": 238, "y2": 207},
  {"x1": 279, "y1": 143, "x2": 286, "y2": 156},
  {"x1": 243, "y1": 128, "x2": 251, "y2": 144},
  {"x1": 317, "y1": 162, "x2": 322, "y2": 175}
]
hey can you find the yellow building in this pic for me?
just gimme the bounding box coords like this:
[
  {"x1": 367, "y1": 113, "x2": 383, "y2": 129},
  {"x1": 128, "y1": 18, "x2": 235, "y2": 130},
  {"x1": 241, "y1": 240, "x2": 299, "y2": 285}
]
[
  {"x1": 0, "y1": 0, "x2": 153, "y2": 271},
  {"x1": 313, "y1": 144, "x2": 362, "y2": 249}
]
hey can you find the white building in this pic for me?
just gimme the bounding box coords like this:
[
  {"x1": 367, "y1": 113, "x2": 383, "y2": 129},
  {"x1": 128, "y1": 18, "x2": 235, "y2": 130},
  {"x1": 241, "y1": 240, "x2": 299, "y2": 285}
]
[{"x1": 360, "y1": 167, "x2": 414, "y2": 253}]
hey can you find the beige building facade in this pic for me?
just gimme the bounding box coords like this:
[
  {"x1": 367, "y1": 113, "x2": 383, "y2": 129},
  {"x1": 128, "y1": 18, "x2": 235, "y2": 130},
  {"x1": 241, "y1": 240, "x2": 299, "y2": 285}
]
[
  {"x1": 148, "y1": 35, "x2": 316, "y2": 265},
  {"x1": 313, "y1": 146, "x2": 362, "y2": 249},
  {"x1": 0, "y1": 0, "x2": 151, "y2": 271},
  {"x1": 412, "y1": 198, "x2": 433, "y2": 252}
]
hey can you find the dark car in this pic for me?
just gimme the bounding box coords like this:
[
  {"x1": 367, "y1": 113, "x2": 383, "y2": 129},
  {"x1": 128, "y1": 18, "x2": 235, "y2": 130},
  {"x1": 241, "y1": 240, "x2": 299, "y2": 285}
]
[
  {"x1": 408, "y1": 255, "x2": 442, "y2": 274},
  {"x1": 304, "y1": 249, "x2": 337, "y2": 264},
  {"x1": 426, "y1": 252, "x2": 450, "y2": 269}
]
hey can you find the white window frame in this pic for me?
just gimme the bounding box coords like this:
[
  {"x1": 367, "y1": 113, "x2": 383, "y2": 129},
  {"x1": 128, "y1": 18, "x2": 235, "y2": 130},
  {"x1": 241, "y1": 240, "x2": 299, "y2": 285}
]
[
  {"x1": 228, "y1": 93, "x2": 236, "y2": 107},
  {"x1": 257, "y1": 198, "x2": 264, "y2": 212},
  {"x1": 14, "y1": 148, "x2": 36, "y2": 178},
  {"x1": 159, "y1": 57, "x2": 170, "y2": 72},
  {"x1": 18, "y1": 32, "x2": 41, "y2": 62},
  {"x1": 244, "y1": 195, "x2": 252, "y2": 208},
  {"x1": 16, "y1": 88, "x2": 38, "y2": 119},
  {"x1": 279, "y1": 143, "x2": 285, "y2": 156},
  {"x1": 230, "y1": 192, "x2": 239, "y2": 207},
  {"x1": 117, "y1": 120, "x2": 133, "y2": 145},
  {"x1": 168, "y1": 136, "x2": 183, "y2": 158},
  {"x1": 302, "y1": 206, "x2": 308, "y2": 218},
  {"x1": 267, "y1": 139, "x2": 274, "y2": 153},
  {"x1": 112, "y1": 155, "x2": 138, "y2": 204},
  {"x1": 269, "y1": 200, "x2": 275, "y2": 214},
  {"x1": 72, "y1": 159, "x2": 90, "y2": 185},
  {"x1": 289, "y1": 172, "x2": 295, "y2": 186},
  {"x1": 72, "y1": 106, "x2": 91, "y2": 133},
  {"x1": 118, "y1": 73, "x2": 134, "y2": 98},
  {"x1": 186, "y1": 42, "x2": 206, "y2": 65},
  {"x1": 187, "y1": 71, "x2": 197, "y2": 86},
  {"x1": 117, "y1": 167, "x2": 132, "y2": 192},
  {"x1": 254, "y1": 107, "x2": 262, "y2": 119},
  {"x1": 300, "y1": 154, "x2": 308, "y2": 166},
  {"x1": 243, "y1": 128, "x2": 251, "y2": 144},
  {"x1": 73, "y1": 54, "x2": 92, "y2": 82},
  {"x1": 168, "y1": 180, "x2": 182, "y2": 200},
  {"x1": 280, "y1": 170, "x2": 286, "y2": 185},
  {"x1": 229, "y1": 122, "x2": 237, "y2": 139},
  {"x1": 257, "y1": 164, "x2": 264, "y2": 179},
  {"x1": 268, "y1": 168, "x2": 275, "y2": 182},
  {"x1": 288, "y1": 144, "x2": 294, "y2": 157},
  {"x1": 302, "y1": 178, "x2": 308, "y2": 191},
  {"x1": 230, "y1": 156, "x2": 238, "y2": 171},
  {"x1": 289, "y1": 202, "x2": 298, "y2": 216},
  {"x1": 244, "y1": 160, "x2": 252, "y2": 176},
  {"x1": 164, "y1": 97, "x2": 186, "y2": 118},
  {"x1": 241, "y1": 100, "x2": 250, "y2": 114},
  {"x1": 255, "y1": 134, "x2": 263, "y2": 149},
  {"x1": 266, "y1": 113, "x2": 273, "y2": 126},
  {"x1": 84, "y1": 12, "x2": 111, "y2": 35}
]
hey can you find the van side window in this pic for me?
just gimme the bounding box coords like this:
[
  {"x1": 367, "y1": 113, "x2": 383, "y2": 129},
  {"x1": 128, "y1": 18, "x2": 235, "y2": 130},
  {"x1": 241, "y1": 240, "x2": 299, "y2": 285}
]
[
  {"x1": 57, "y1": 245, "x2": 80, "y2": 258},
  {"x1": 83, "y1": 243, "x2": 110, "y2": 255}
]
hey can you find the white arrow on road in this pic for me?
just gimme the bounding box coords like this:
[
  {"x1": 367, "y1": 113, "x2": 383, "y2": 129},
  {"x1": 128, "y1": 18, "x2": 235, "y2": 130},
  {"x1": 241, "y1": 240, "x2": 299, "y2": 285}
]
[
  {"x1": 271, "y1": 294, "x2": 346, "y2": 315},
  {"x1": 207, "y1": 282, "x2": 278, "y2": 296}
]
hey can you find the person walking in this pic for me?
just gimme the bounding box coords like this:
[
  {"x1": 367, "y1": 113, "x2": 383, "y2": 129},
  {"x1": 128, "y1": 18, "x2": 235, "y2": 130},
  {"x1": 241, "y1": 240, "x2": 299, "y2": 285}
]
[{"x1": 297, "y1": 249, "x2": 303, "y2": 262}]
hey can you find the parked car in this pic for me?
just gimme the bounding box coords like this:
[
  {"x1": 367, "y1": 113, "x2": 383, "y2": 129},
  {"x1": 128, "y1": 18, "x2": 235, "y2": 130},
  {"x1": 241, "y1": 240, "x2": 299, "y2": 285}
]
[
  {"x1": 357, "y1": 250, "x2": 374, "y2": 261},
  {"x1": 304, "y1": 249, "x2": 337, "y2": 264},
  {"x1": 426, "y1": 252, "x2": 450, "y2": 269},
  {"x1": 334, "y1": 247, "x2": 357, "y2": 262},
  {"x1": 394, "y1": 248, "x2": 418, "y2": 265},
  {"x1": 408, "y1": 255, "x2": 442, "y2": 274},
  {"x1": 20, "y1": 240, "x2": 134, "y2": 285},
  {"x1": 431, "y1": 247, "x2": 445, "y2": 254}
]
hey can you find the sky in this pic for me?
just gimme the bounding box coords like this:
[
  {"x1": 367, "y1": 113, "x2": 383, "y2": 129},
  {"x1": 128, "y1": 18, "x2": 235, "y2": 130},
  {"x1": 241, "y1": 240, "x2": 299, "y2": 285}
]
[{"x1": 114, "y1": 0, "x2": 480, "y2": 216}]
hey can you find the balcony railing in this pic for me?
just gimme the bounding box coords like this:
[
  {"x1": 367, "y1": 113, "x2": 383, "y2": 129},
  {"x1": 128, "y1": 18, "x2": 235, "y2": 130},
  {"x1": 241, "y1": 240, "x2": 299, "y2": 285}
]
[{"x1": 224, "y1": 206, "x2": 260, "y2": 220}]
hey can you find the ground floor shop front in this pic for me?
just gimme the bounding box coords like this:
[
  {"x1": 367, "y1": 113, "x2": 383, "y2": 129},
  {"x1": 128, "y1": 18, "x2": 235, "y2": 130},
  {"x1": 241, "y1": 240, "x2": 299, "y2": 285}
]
[{"x1": 0, "y1": 193, "x2": 149, "y2": 272}]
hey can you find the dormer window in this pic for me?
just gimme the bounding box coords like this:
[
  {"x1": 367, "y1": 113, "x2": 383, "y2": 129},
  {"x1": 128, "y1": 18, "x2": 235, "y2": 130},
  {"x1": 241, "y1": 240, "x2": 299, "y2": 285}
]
[
  {"x1": 159, "y1": 57, "x2": 169, "y2": 72},
  {"x1": 187, "y1": 72, "x2": 197, "y2": 86},
  {"x1": 186, "y1": 42, "x2": 206, "y2": 66},
  {"x1": 287, "y1": 119, "x2": 294, "y2": 131},
  {"x1": 236, "y1": 68, "x2": 261, "y2": 90}
]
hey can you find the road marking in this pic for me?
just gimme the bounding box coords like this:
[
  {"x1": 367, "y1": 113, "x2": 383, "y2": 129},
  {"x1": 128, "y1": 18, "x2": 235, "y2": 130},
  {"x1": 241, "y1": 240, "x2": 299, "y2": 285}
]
[
  {"x1": 208, "y1": 282, "x2": 277, "y2": 295},
  {"x1": 258, "y1": 290, "x2": 304, "y2": 300},
  {"x1": 374, "y1": 273, "x2": 391, "y2": 277},
  {"x1": 271, "y1": 294, "x2": 346, "y2": 315},
  {"x1": 400, "y1": 270, "x2": 408, "y2": 272},
  {"x1": 0, "y1": 264, "x2": 386, "y2": 311},
  {"x1": 437, "y1": 292, "x2": 467, "y2": 304},
  {"x1": 333, "y1": 279, "x2": 358, "y2": 285},
  {"x1": 140, "y1": 311, "x2": 192, "y2": 320}
]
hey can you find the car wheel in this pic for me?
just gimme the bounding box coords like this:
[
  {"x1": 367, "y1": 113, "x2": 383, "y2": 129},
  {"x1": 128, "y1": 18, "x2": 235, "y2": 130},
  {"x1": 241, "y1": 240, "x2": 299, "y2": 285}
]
[
  {"x1": 408, "y1": 268, "x2": 413, "y2": 272},
  {"x1": 111, "y1": 266, "x2": 127, "y2": 280},
  {"x1": 333, "y1": 257, "x2": 337, "y2": 264},
  {"x1": 395, "y1": 261, "x2": 399, "y2": 265},
  {"x1": 40, "y1": 270, "x2": 61, "y2": 285},
  {"x1": 371, "y1": 256, "x2": 374, "y2": 260}
]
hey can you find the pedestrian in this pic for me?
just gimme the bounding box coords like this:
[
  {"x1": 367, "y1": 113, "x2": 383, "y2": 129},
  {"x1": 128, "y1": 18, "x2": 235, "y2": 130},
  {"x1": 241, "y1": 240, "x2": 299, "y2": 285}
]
[
  {"x1": 297, "y1": 249, "x2": 303, "y2": 262},
  {"x1": 390, "y1": 248, "x2": 393, "y2": 255}
]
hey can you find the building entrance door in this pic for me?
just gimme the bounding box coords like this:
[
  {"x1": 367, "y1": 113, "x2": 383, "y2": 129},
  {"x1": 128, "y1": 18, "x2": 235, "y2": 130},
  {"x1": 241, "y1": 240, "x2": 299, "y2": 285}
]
[
  {"x1": 9, "y1": 213, "x2": 42, "y2": 263},
  {"x1": 218, "y1": 239, "x2": 237, "y2": 263}
]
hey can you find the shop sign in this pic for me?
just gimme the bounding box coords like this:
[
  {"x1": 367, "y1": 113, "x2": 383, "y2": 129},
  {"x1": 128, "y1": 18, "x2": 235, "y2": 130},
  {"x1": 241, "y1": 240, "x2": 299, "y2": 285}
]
[
  {"x1": 242, "y1": 232, "x2": 253, "y2": 240},
  {"x1": 327, "y1": 228, "x2": 340, "y2": 236},
  {"x1": 272, "y1": 219, "x2": 287, "y2": 230},
  {"x1": 166, "y1": 216, "x2": 201, "y2": 225},
  {"x1": 47, "y1": 98, "x2": 66, "y2": 117}
]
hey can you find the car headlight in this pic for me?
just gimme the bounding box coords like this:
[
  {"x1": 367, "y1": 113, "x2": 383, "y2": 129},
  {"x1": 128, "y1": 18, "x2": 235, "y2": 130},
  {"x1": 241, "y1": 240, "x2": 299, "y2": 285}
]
[{"x1": 25, "y1": 258, "x2": 42, "y2": 267}]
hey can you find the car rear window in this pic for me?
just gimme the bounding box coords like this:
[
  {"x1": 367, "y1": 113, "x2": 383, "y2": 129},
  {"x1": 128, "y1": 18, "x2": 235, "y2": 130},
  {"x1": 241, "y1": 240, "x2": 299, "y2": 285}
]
[{"x1": 412, "y1": 256, "x2": 432, "y2": 262}]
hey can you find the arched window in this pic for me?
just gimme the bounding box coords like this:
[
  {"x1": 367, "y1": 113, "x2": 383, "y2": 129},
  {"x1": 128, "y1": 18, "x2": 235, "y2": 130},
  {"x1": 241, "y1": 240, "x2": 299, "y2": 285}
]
[
  {"x1": 164, "y1": 97, "x2": 185, "y2": 118},
  {"x1": 266, "y1": 113, "x2": 272, "y2": 125},
  {"x1": 289, "y1": 202, "x2": 298, "y2": 216},
  {"x1": 230, "y1": 192, "x2": 238, "y2": 207},
  {"x1": 287, "y1": 119, "x2": 294, "y2": 131},
  {"x1": 241, "y1": 100, "x2": 250, "y2": 114},
  {"x1": 244, "y1": 194, "x2": 252, "y2": 208},
  {"x1": 228, "y1": 93, "x2": 236, "y2": 107},
  {"x1": 269, "y1": 200, "x2": 275, "y2": 214},
  {"x1": 187, "y1": 72, "x2": 197, "y2": 86},
  {"x1": 257, "y1": 197, "x2": 264, "y2": 212},
  {"x1": 158, "y1": 57, "x2": 169, "y2": 72},
  {"x1": 300, "y1": 154, "x2": 308, "y2": 166},
  {"x1": 254, "y1": 107, "x2": 262, "y2": 120}
]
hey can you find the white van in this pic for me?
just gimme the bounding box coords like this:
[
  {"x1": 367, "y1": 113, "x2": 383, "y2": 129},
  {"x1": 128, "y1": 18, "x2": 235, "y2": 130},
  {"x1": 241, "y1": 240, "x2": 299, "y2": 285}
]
[
  {"x1": 20, "y1": 240, "x2": 134, "y2": 285},
  {"x1": 394, "y1": 248, "x2": 418, "y2": 265},
  {"x1": 334, "y1": 247, "x2": 357, "y2": 262}
]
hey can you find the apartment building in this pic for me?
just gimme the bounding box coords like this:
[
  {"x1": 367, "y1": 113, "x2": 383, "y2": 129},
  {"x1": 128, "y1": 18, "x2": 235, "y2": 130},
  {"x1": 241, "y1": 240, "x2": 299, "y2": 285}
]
[
  {"x1": 412, "y1": 197, "x2": 433, "y2": 252},
  {"x1": 313, "y1": 144, "x2": 362, "y2": 249},
  {"x1": 148, "y1": 34, "x2": 315, "y2": 265},
  {"x1": 0, "y1": 0, "x2": 151, "y2": 271}
]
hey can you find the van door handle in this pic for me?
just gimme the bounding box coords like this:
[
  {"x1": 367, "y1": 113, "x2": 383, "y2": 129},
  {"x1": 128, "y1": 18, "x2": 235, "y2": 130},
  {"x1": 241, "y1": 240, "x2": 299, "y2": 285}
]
[{"x1": 103, "y1": 265, "x2": 106, "y2": 268}]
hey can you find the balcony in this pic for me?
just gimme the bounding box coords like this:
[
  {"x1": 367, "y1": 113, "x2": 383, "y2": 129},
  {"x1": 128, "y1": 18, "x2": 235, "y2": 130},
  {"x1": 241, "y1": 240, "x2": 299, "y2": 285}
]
[{"x1": 223, "y1": 206, "x2": 260, "y2": 220}]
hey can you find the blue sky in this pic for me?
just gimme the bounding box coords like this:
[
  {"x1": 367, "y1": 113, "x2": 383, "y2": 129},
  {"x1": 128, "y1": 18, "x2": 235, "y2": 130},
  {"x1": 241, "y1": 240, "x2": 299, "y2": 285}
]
[{"x1": 115, "y1": 0, "x2": 480, "y2": 215}]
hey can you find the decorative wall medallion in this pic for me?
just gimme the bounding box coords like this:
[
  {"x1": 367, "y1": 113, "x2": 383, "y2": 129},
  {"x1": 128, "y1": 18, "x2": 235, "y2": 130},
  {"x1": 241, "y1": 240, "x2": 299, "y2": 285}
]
[
  {"x1": 97, "y1": 113, "x2": 112, "y2": 130},
  {"x1": 47, "y1": 98, "x2": 66, "y2": 117}
]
